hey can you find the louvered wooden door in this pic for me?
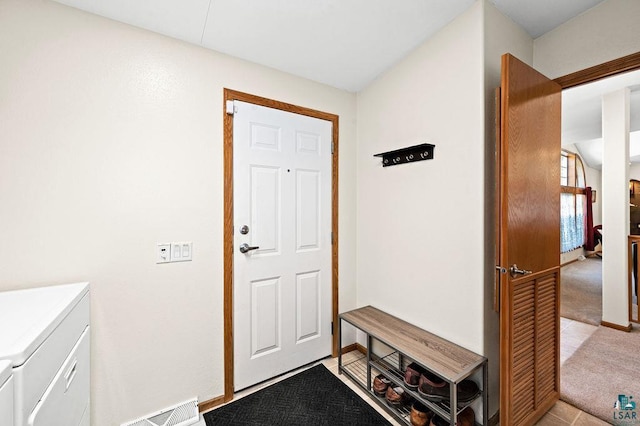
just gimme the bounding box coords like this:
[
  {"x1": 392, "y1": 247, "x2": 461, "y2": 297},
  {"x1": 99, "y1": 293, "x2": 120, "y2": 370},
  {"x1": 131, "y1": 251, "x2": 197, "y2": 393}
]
[{"x1": 498, "y1": 54, "x2": 561, "y2": 426}]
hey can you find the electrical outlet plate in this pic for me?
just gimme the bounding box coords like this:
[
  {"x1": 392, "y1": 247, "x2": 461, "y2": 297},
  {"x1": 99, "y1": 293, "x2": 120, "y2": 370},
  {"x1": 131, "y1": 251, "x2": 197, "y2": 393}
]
[
  {"x1": 157, "y1": 244, "x2": 171, "y2": 263},
  {"x1": 158, "y1": 242, "x2": 192, "y2": 264}
]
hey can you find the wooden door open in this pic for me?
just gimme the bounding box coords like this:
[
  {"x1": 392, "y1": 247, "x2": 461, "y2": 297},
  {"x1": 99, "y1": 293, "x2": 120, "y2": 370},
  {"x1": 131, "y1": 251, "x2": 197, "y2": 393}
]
[{"x1": 497, "y1": 54, "x2": 562, "y2": 426}]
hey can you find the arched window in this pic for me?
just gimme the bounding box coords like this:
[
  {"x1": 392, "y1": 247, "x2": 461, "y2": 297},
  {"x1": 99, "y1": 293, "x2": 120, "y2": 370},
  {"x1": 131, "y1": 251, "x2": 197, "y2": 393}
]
[{"x1": 560, "y1": 151, "x2": 587, "y2": 253}]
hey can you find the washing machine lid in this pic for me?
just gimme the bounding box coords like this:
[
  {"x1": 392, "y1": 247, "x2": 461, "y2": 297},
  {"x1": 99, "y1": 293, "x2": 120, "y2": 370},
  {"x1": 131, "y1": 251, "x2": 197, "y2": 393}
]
[
  {"x1": 0, "y1": 282, "x2": 89, "y2": 366},
  {"x1": 0, "y1": 360, "x2": 10, "y2": 386}
]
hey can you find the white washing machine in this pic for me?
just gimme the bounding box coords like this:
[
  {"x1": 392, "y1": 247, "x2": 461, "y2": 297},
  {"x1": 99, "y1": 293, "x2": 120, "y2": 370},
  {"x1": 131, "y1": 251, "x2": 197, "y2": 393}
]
[
  {"x1": 0, "y1": 360, "x2": 14, "y2": 425},
  {"x1": 0, "y1": 282, "x2": 90, "y2": 426}
]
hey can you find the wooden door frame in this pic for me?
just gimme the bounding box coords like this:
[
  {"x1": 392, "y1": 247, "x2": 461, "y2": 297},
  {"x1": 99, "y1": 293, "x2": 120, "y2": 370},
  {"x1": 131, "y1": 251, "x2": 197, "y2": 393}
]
[
  {"x1": 554, "y1": 51, "x2": 640, "y2": 89},
  {"x1": 222, "y1": 89, "x2": 340, "y2": 402}
]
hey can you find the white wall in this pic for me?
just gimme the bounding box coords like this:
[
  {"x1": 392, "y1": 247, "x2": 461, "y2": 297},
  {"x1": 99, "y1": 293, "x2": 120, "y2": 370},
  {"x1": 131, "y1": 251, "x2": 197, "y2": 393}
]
[
  {"x1": 533, "y1": 0, "x2": 640, "y2": 79},
  {"x1": 357, "y1": 1, "x2": 485, "y2": 353},
  {"x1": 601, "y1": 89, "x2": 631, "y2": 325},
  {"x1": 354, "y1": 4, "x2": 534, "y2": 418},
  {"x1": 535, "y1": 0, "x2": 640, "y2": 327},
  {"x1": 483, "y1": 0, "x2": 534, "y2": 416},
  {"x1": 0, "y1": 1, "x2": 357, "y2": 425},
  {"x1": 4, "y1": 0, "x2": 639, "y2": 422}
]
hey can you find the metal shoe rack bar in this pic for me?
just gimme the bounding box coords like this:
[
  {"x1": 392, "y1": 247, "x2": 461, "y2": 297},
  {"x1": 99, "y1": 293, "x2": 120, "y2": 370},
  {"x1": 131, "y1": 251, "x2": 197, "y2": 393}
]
[{"x1": 338, "y1": 306, "x2": 488, "y2": 426}]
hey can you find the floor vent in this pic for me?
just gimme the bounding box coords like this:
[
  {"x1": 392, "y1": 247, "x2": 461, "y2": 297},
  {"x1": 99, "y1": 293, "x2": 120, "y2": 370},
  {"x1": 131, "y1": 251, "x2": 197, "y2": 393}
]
[{"x1": 122, "y1": 398, "x2": 199, "y2": 426}]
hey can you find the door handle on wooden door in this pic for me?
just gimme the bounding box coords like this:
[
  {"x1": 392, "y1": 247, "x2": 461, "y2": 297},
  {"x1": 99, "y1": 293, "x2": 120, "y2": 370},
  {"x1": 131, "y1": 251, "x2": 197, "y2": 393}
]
[{"x1": 509, "y1": 264, "x2": 532, "y2": 278}]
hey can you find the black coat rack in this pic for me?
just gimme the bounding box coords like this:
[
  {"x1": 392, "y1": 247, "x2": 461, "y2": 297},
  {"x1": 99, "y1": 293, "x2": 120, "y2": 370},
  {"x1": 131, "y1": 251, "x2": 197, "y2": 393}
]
[{"x1": 374, "y1": 143, "x2": 435, "y2": 167}]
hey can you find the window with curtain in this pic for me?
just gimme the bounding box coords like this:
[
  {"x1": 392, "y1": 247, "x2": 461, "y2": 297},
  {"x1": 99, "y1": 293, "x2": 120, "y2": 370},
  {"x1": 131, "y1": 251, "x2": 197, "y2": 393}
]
[{"x1": 560, "y1": 151, "x2": 587, "y2": 253}]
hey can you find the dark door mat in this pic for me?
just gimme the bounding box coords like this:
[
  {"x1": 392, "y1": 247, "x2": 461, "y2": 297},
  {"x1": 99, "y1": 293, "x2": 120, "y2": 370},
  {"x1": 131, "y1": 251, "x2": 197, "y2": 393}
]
[{"x1": 204, "y1": 364, "x2": 392, "y2": 425}]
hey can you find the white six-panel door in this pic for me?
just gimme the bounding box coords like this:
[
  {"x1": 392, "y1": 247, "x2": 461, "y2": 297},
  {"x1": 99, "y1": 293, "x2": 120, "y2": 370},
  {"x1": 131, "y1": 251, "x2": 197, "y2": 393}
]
[{"x1": 232, "y1": 100, "x2": 332, "y2": 391}]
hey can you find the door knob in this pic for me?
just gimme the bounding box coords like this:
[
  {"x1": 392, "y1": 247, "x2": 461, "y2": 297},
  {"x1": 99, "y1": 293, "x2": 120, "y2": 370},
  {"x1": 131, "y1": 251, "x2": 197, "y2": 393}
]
[
  {"x1": 510, "y1": 264, "x2": 532, "y2": 278},
  {"x1": 239, "y1": 243, "x2": 260, "y2": 254}
]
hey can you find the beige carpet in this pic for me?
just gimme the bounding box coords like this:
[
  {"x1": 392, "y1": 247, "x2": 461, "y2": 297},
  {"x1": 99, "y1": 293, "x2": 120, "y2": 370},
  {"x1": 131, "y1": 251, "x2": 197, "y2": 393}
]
[
  {"x1": 560, "y1": 258, "x2": 602, "y2": 325},
  {"x1": 561, "y1": 325, "x2": 640, "y2": 422}
]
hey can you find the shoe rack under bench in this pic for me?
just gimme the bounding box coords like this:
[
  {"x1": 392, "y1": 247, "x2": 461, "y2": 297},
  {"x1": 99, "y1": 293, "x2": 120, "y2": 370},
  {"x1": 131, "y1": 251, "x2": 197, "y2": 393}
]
[{"x1": 338, "y1": 306, "x2": 488, "y2": 426}]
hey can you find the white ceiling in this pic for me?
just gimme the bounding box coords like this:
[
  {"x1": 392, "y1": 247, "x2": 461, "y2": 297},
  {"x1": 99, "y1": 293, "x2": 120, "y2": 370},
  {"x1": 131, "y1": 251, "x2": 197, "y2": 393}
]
[
  {"x1": 52, "y1": 0, "x2": 606, "y2": 92},
  {"x1": 54, "y1": 0, "x2": 631, "y2": 169}
]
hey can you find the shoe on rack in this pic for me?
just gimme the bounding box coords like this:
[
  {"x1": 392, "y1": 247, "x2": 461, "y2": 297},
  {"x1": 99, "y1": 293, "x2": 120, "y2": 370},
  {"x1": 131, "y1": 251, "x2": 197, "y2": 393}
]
[
  {"x1": 404, "y1": 362, "x2": 424, "y2": 390},
  {"x1": 456, "y1": 407, "x2": 475, "y2": 426},
  {"x1": 456, "y1": 380, "x2": 480, "y2": 403},
  {"x1": 418, "y1": 372, "x2": 448, "y2": 401},
  {"x1": 373, "y1": 374, "x2": 391, "y2": 396},
  {"x1": 418, "y1": 373, "x2": 480, "y2": 404},
  {"x1": 410, "y1": 401, "x2": 432, "y2": 426},
  {"x1": 385, "y1": 386, "x2": 406, "y2": 406}
]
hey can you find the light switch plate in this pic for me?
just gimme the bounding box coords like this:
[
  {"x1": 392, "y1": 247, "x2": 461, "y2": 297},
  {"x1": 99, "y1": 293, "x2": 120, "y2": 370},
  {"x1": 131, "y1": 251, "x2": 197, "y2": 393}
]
[
  {"x1": 171, "y1": 242, "x2": 193, "y2": 262},
  {"x1": 181, "y1": 242, "x2": 192, "y2": 261},
  {"x1": 158, "y1": 242, "x2": 192, "y2": 263},
  {"x1": 171, "y1": 243, "x2": 182, "y2": 261}
]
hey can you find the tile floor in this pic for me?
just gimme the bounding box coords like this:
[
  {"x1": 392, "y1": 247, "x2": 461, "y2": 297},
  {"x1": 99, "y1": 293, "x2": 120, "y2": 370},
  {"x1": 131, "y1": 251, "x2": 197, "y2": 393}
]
[{"x1": 208, "y1": 317, "x2": 609, "y2": 425}]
